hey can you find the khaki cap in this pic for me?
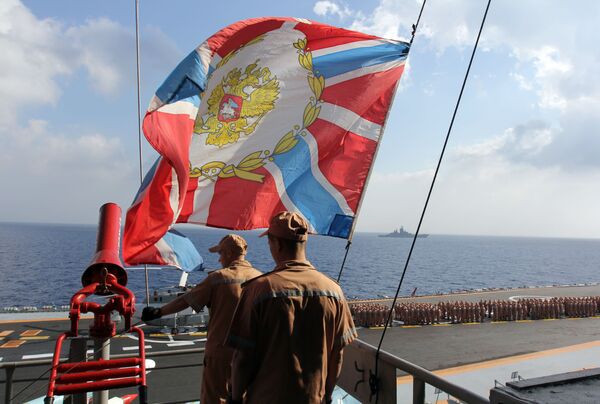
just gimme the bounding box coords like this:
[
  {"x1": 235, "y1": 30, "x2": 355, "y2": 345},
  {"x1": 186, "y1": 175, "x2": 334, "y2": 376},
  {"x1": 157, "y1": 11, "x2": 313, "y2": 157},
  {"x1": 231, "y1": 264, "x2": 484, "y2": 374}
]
[
  {"x1": 208, "y1": 234, "x2": 247, "y2": 254},
  {"x1": 259, "y1": 211, "x2": 309, "y2": 241}
]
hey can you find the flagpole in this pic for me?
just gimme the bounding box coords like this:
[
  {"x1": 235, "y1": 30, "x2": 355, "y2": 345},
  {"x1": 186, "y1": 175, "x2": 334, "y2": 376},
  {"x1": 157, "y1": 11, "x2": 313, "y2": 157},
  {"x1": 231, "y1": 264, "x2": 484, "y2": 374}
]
[{"x1": 134, "y1": 0, "x2": 151, "y2": 306}]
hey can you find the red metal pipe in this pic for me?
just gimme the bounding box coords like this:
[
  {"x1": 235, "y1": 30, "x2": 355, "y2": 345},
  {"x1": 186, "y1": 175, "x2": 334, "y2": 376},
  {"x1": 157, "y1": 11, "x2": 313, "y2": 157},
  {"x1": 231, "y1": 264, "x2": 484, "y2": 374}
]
[
  {"x1": 56, "y1": 367, "x2": 141, "y2": 383},
  {"x1": 132, "y1": 327, "x2": 147, "y2": 386},
  {"x1": 46, "y1": 333, "x2": 67, "y2": 399},
  {"x1": 57, "y1": 357, "x2": 141, "y2": 372},
  {"x1": 54, "y1": 377, "x2": 143, "y2": 395}
]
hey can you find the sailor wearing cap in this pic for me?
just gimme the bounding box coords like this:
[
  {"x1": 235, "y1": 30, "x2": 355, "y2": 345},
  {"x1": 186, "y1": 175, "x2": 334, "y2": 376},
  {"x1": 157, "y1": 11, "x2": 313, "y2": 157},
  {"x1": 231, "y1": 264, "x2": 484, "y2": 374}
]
[
  {"x1": 142, "y1": 234, "x2": 262, "y2": 404},
  {"x1": 226, "y1": 211, "x2": 358, "y2": 404}
]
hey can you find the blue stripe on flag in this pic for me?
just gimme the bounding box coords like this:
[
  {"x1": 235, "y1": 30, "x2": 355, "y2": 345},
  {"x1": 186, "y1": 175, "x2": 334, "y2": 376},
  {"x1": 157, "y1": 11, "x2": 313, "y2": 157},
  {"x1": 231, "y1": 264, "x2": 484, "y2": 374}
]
[
  {"x1": 162, "y1": 229, "x2": 204, "y2": 272},
  {"x1": 271, "y1": 136, "x2": 350, "y2": 238},
  {"x1": 313, "y1": 42, "x2": 409, "y2": 79},
  {"x1": 155, "y1": 50, "x2": 207, "y2": 104}
]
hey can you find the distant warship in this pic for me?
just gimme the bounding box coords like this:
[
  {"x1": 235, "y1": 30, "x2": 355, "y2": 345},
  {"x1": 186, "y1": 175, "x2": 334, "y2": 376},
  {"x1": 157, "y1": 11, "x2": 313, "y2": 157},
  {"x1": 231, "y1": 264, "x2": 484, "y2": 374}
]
[{"x1": 379, "y1": 226, "x2": 429, "y2": 238}]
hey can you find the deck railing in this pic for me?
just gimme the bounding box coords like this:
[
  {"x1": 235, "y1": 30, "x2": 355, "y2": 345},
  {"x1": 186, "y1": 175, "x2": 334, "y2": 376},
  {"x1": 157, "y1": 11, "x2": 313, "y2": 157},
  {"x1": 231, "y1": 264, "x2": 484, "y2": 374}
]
[
  {"x1": 338, "y1": 339, "x2": 490, "y2": 404},
  {"x1": 0, "y1": 347, "x2": 204, "y2": 404},
  {"x1": 2, "y1": 340, "x2": 489, "y2": 404}
]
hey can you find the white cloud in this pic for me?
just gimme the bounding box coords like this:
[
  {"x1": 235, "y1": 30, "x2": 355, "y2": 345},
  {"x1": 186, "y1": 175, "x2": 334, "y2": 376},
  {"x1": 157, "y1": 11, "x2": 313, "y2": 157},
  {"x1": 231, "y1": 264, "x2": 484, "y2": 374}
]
[
  {"x1": 0, "y1": 119, "x2": 137, "y2": 223},
  {"x1": 313, "y1": 1, "x2": 352, "y2": 19},
  {"x1": 0, "y1": 0, "x2": 180, "y2": 125}
]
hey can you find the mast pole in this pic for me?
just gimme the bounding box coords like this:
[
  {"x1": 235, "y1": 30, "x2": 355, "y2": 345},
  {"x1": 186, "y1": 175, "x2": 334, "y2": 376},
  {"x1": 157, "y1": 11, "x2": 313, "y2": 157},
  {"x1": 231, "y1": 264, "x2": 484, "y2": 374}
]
[{"x1": 134, "y1": 0, "x2": 151, "y2": 306}]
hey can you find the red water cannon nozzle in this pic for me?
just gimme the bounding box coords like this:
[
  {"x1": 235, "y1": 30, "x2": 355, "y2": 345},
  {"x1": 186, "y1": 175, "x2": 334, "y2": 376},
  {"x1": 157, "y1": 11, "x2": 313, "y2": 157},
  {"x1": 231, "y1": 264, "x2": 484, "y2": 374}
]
[{"x1": 81, "y1": 202, "x2": 127, "y2": 292}]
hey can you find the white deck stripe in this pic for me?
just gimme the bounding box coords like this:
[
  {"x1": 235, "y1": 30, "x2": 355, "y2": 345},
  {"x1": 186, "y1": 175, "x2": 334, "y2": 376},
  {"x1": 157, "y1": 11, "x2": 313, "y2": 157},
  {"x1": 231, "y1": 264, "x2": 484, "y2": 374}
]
[
  {"x1": 122, "y1": 345, "x2": 152, "y2": 351},
  {"x1": 325, "y1": 59, "x2": 405, "y2": 87},
  {"x1": 319, "y1": 102, "x2": 382, "y2": 142},
  {"x1": 22, "y1": 353, "x2": 53, "y2": 360},
  {"x1": 303, "y1": 130, "x2": 353, "y2": 216},
  {"x1": 167, "y1": 341, "x2": 196, "y2": 347},
  {"x1": 312, "y1": 39, "x2": 387, "y2": 58},
  {"x1": 263, "y1": 163, "x2": 316, "y2": 233}
]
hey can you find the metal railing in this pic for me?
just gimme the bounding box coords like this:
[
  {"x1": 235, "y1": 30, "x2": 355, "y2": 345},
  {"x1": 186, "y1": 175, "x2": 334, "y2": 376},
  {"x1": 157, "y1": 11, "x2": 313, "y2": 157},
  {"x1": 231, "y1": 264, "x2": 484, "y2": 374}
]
[
  {"x1": 0, "y1": 347, "x2": 204, "y2": 404},
  {"x1": 338, "y1": 339, "x2": 490, "y2": 404}
]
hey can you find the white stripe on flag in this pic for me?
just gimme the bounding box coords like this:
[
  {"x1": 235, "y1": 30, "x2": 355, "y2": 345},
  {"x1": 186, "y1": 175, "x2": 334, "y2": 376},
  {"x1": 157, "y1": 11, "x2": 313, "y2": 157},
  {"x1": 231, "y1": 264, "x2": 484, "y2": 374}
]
[
  {"x1": 319, "y1": 102, "x2": 382, "y2": 142},
  {"x1": 325, "y1": 59, "x2": 405, "y2": 87},
  {"x1": 155, "y1": 237, "x2": 180, "y2": 268},
  {"x1": 188, "y1": 179, "x2": 217, "y2": 225},
  {"x1": 169, "y1": 167, "x2": 180, "y2": 220},
  {"x1": 303, "y1": 130, "x2": 353, "y2": 216},
  {"x1": 311, "y1": 39, "x2": 387, "y2": 58},
  {"x1": 157, "y1": 100, "x2": 199, "y2": 120},
  {"x1": 263, "y1": 163, "x2": 316, "y2": 233},
  {"x1": 196, "y1": 42, "x2": 213, "y2": 76}
]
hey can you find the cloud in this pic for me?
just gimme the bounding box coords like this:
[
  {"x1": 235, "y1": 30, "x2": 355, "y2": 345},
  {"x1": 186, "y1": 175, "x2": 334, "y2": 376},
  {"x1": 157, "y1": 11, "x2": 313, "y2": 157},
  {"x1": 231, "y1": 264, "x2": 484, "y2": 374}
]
[
  {"x1": 313, "y1": 1, "x2": 352, "y2": 19},
  {"x1": 0, "y1": 0, "x2": 180, "y2": 125},
  {"x1": 0, "y1": 119, "x2": 137, "y2": 223}
]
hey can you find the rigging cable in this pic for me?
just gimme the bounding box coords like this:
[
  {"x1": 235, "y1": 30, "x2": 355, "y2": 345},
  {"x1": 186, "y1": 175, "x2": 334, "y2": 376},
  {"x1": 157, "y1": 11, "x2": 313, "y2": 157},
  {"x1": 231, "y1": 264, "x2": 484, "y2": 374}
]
[
  {"x1": 134, "y1": 0, "x2": 152, "y2": 307},
  {"x1": 372, "y1": 0, "x2": 492, "y2": 402},
  {"x1": 335, "y1": 0, "x2": 428, "y2": 285}
]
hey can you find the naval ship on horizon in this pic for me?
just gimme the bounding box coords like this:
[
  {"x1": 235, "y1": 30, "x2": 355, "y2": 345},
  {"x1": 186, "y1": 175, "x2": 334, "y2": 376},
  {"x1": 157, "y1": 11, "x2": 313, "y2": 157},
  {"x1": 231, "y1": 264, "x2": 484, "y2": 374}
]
[{"x1": 379, "y1": 226, "x2": 429, "y2": 238}]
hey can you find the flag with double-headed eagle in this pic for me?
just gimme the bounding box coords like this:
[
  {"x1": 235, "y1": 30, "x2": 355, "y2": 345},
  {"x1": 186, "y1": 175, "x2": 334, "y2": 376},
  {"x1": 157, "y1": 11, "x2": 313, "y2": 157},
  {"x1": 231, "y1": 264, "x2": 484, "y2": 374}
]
[{"x1": 123, "y1": 17, "x2": 410, "y2": 269}]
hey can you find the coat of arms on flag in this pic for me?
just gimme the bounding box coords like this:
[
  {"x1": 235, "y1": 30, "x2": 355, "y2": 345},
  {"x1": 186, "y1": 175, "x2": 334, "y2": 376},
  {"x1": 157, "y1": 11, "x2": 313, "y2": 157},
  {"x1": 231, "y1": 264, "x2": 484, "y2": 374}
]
[{"x1": 123, "y1": 17, "x2": 409, "y2": 269}]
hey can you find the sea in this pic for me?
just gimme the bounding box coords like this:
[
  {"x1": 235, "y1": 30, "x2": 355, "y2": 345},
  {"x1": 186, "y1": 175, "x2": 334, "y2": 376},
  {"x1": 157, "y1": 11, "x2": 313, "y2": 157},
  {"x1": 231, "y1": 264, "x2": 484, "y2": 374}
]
[{"x1": 1, "y1": 222, "x2": 600, "y2": 307}]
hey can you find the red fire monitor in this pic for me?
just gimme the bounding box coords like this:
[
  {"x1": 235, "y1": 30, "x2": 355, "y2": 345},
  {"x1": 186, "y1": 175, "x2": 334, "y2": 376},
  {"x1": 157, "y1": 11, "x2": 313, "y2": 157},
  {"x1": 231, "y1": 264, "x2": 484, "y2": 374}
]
[{"x1": 45, "y1": 203, "x2": 147, "y2": 404}]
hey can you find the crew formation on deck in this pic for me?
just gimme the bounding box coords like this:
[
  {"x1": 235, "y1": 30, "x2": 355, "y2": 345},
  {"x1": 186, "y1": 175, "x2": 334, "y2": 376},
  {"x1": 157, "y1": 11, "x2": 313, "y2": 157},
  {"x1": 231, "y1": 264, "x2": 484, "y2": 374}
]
[
  {"x1": 350, "y1": 296, "x2": 600, "y2": 327},
  {"x1": 142, "y1": 211, "x2": 357, "y2": 404}
]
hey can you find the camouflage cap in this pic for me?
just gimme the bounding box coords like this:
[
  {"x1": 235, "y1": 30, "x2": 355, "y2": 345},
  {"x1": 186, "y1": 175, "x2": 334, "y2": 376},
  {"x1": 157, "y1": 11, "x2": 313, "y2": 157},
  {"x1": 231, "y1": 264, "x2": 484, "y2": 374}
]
[
  {"x1": 259, "y1": 211, "x2": 309, "y2": 241},
  {"x1": 208, "y1": 234, "x2": 247, "y2": 254}
]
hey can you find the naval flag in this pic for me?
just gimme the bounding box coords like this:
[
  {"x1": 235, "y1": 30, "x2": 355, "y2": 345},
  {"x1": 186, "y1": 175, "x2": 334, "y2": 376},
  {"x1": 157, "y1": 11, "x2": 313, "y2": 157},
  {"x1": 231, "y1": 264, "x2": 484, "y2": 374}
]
[{"x1": 123, "y1": 17, "x2": 409, "y2": 268}]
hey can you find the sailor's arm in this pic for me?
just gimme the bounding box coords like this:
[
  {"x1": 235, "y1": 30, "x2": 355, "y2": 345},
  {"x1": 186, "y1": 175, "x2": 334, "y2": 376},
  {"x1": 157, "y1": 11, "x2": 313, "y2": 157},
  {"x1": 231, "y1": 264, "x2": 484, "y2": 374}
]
[
  {"x1": 325, "y1": 348, "x2": 343, "y2": 403},
  {"x1": 229, "y1": 348, "x2": 258, "y2": 402}
]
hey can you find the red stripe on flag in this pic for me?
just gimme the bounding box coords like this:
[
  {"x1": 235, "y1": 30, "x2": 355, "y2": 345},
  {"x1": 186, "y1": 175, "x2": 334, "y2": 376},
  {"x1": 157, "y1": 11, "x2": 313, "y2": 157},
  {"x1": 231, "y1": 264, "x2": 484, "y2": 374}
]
[
  {"x1": 206, "y1": 167, "x2": 287, "y2": 230},
  {"x1": 207, "y1": 18, "x2": 290, "y2": 58},
  {"x1": 296, "y1": 22, "x2": 379, "y2": 51},
  {"x1": 177, "y1": 177, "x2": 199, "y2": 223},
  {"x1": 307, "y1": 119, "x2": 377, "y2": 212},
  {"x1": 321, "y1": 65, "x2": 405, "y2": 125},
  {"x1": 123, "y1": 159, "x2": 174, "y2": 265}
]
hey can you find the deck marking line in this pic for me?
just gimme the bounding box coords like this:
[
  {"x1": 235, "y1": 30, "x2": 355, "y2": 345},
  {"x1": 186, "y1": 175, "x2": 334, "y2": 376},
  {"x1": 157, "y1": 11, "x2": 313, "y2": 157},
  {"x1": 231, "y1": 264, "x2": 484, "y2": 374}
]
[
  {"x1": 1, "y1": 340, "x2": 26, "y2": 348},
  {"x1": 122, "y1": 345, "x2": 153, "y2": 351},
  {"x1": 432, "y1": 324, "x2": 451, "y2": 327},
  {"x1": 167, "y1": 341, "x2": 195, "y2": 347},
  {"x1": 0, "y1": 315, "x2": 93, "y2": 324},
  {"x1": 22, "y1": 352, "x2": 54, "y2": 360},
  {"x1": 542, "y1": 319, "x2": 557, "y2": 321},
  {"x1": 396, "y1": 340, "x2": 600, "y2": 384},
  {"x1": 462, "y1": 322, "x2": 481, "y2": 326},
  {"x1": 20, "y1": 336, "x2": 50, "y2": 340},
  {"x1": 516, "y1": 320, "x2": 533, "y2": 323},
  {"x1": 190, "y1": 332, "x2": 207, "y2": 336},
  {"x1": 0, "y1": 330, "x2": 14, "y2": 337},
  {"x1": 491, "y1": 321, "x2": 507, "y2": 324},
  {"x1": 21, "y1": 330, "x2": 42, "y2": 337}
]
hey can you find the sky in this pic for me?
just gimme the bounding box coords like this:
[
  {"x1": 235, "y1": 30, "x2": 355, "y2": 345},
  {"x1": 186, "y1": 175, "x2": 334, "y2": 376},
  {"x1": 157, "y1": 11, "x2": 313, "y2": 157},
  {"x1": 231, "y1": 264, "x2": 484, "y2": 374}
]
[{"x1": 1, "y1": 0, "x2": 599, "y2": 238}]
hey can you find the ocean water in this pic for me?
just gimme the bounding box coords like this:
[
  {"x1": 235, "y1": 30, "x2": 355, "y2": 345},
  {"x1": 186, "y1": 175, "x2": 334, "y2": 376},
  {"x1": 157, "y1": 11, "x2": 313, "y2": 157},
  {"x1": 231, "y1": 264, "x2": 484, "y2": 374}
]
[{"x1": 1, "y1": 222, "x2": 599, "y2": 307}]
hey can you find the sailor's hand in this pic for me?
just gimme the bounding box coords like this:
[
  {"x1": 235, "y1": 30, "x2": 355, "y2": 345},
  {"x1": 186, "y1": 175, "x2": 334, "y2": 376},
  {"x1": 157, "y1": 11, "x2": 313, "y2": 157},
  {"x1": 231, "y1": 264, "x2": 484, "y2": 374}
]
[{"x1": 141, "y1": 306, "x2": 162, "y2": 322}]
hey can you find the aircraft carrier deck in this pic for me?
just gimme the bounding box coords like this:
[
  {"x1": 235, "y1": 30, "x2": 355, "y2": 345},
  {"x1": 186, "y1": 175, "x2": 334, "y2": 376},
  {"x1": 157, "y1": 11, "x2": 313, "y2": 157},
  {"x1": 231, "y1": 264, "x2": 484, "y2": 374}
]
[{"x1": 2, "y1": 284, "x2": 600, "y2": 403}]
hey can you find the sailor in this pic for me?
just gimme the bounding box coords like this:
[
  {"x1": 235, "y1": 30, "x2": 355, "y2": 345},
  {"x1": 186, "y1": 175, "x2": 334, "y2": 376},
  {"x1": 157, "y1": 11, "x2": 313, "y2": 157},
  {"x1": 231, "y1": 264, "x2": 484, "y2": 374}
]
[
  {"x1": 141, "y1": 234, "x2": 262, "y2": 404},
  {"x1": 226, "y1": 211, "x2": 357, "y2": 404}
]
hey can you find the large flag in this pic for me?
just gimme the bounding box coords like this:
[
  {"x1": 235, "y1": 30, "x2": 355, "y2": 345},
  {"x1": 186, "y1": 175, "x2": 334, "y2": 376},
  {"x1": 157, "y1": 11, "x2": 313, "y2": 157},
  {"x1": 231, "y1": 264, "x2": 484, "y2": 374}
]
[{"x1": 123, "y1": 17, "x2": 409, "y2": 267}]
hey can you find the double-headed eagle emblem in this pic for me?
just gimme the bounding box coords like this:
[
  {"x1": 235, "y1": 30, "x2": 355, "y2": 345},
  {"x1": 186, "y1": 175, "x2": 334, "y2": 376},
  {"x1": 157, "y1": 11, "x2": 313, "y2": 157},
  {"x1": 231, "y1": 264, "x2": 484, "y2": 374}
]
[{"x1": 194, "y1": 61, "x2": 280, "y2": 147}]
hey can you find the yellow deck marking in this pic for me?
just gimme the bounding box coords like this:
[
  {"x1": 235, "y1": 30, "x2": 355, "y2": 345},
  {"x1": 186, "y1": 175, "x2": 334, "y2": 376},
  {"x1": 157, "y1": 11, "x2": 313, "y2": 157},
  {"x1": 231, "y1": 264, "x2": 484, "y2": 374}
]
[
  {"x1": 397, "y1": 340, "x2": 600, "y2": 384},
  {"x1": 491, "y1": 321, "x2": 507, "y2": 324},
  {"x1": 0, "y1": 315, "x2": 93, "y2": 325},
  {"x1": 21, "y1": 330, "x2": 42, "y2": 337},
  {"x1": 190, "y1": 332, "x2": 207, "y2": 336},
  {"x1": 0, "y1": 330, "x2": 14, "y2": 337},
  {"x1": 516, "y1": 320, "x2": 533, "y2": 323},
  {"x1": 20, "y1": 336, "x2": 50, "y2": 340},
  {"x1": 149, "y1": 333, "x2": 170, "y2": 337},
  {"x1": 400, "y1": 325, "x2": 421, "y2": 328},
  {"x1": 543, "y1": 319, "x2": 557, "y2": 321},
  {"x1": 462, "y1": 322, "x2": 481, "y2": 325},
  {"x1": 567, "y1": 318, "x2": 582, "y2": 320},
  {"x1": 433, "y1": 324, "x2": 451, "y2": 327},
  {"x1": 369, "y1": 326, "x2": 386, "y2": 330},
  {"x1": 1, "y1": 340, "x2": 26, "y2": 348}
]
